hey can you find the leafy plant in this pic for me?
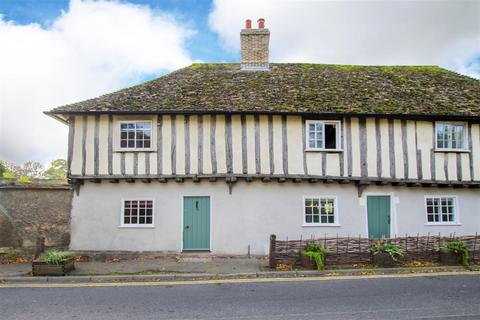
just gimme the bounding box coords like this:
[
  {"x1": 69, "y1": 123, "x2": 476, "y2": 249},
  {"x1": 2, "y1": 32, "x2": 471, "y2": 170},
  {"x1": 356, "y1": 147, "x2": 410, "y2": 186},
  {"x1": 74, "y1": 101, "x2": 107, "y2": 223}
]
[
  {"x1": 43, "y1": 250, "x2": 74, "y2": 265},
  {"x1": 301, "y1": 244, "x2": 327, "y2": 271},
  {"x1": 371, "y1": 240, "x2": 404, "y2": 261},
  {"x1": 2, "y1": 250, "x2": 17, "y2": 261},
  {"x1": 444, "y1": 241, "x2": 469, "y2": 266}
]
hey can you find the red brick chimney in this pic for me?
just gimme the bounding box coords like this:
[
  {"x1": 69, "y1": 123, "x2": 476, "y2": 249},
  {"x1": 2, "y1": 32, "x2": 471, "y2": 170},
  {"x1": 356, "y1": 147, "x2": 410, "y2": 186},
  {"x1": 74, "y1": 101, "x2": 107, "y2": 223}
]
[{"x1": 240, "y1": 18, "x2": 270, "y2": 70}]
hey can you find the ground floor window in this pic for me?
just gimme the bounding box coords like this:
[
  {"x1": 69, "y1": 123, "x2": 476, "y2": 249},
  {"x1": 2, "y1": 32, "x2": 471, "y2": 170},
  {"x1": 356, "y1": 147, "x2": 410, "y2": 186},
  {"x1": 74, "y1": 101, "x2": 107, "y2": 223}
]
[
  {"x1": 304, "y1": 197, "x2": 337, "y2": 225},
  {"x1": 425, "y1": 196, "x2": 457, "y2": 224},
  {"x1": 121, "y1": 200, "x2": 154, "y2": 226}
]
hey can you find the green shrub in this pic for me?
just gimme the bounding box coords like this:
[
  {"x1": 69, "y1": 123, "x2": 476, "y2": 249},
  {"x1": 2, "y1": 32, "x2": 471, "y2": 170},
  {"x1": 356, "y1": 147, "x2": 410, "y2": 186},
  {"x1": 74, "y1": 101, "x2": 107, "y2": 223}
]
[
  {"x1": 44, "y1": 250, "x2": 74, "y2": 265},
  {"x1": 3, "y1": 250, "x2": 17, "y2": 261},
  {"x1": 444, "y1": 241, "x2": 469, "y2": 266},
  {"x1": 371, "y1": 240, "x2": 404, "y2": 261},
  {"x1": 301, "y1": 244, "x2": 327, "y2": 271}
]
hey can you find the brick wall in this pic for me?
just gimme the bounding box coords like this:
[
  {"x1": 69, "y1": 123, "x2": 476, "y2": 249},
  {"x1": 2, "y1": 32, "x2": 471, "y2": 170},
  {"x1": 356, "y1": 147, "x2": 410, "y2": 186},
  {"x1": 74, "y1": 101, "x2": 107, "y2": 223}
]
[{"x1": 240, "y1": 25, "x2": 270, "y2": 70}]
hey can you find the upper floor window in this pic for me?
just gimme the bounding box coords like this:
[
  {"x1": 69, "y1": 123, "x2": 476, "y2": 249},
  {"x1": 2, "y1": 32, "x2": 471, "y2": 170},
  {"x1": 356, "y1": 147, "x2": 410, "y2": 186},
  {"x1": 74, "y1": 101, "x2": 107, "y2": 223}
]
[
  {"x1": 436, "y1": 123, "x2": 466, "y2": 151},
  {"x1": 303, "y1": 196, "x2": 338, "y2": 226},
  {"x1": 306, "y1": 120, "x2": 341, "y2": 151},
  {"x1": 120, "y1": 121, "x2": 152, "y2": 149},
  {"x1": 425, "y1": 196, "x2": 458, "y2": 224}
]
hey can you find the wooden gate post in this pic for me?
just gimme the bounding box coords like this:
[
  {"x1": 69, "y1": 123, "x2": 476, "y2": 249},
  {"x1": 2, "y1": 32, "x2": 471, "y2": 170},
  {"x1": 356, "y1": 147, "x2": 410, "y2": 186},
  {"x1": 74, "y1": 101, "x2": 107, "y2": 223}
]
[
  {"x1": 269, "y1": 234, "x2": 277, "y2": 269},
  {"x1": 35, "y1": 236, "x2": 45, "y2": 259}
]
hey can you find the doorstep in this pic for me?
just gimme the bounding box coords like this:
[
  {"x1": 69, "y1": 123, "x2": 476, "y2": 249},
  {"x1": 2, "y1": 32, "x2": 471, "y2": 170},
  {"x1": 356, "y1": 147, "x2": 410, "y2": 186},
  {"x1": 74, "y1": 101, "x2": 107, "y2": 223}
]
[{"x1": 176, "y1": 251, "x2": 213, "y2": 263}]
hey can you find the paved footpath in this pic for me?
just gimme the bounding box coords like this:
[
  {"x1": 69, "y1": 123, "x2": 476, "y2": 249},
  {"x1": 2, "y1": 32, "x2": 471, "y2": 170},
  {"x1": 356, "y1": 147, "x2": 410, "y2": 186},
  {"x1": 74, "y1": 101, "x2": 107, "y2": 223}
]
[
  {"x1": 0, "y1": 257, "x2": 268, "y2": 277},
  {"x1": 1, "y1": 273, "x2": 479, "y2": 320}
]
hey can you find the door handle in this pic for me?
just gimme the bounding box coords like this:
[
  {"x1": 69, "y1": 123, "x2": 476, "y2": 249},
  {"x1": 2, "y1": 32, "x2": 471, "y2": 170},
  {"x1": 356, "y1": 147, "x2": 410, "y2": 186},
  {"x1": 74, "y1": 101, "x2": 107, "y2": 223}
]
[
  {"x1": 185, "y1": 225, "x2": 190, "y2": 229},
  {"x1": 387, "y1": 216, "x2": 391, "y2": 224}
]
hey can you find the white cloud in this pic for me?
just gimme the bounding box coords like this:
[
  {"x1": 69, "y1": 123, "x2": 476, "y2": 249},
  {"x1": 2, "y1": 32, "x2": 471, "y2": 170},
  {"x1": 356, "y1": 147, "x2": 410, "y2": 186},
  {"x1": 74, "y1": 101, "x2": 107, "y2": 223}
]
[
  {"x1": 209, "y1": 0, "x2": 480, "y2": 77},
  {"x1": 0, "y1": 0, "x2": 193, "y2": 164}
]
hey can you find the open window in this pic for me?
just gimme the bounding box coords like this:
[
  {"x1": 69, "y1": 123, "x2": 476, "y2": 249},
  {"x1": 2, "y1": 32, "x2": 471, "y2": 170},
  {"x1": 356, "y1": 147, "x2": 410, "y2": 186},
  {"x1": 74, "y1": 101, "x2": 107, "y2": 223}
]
[{"x1": 306, "y1": 120, "x2": 341, "y2": 151}]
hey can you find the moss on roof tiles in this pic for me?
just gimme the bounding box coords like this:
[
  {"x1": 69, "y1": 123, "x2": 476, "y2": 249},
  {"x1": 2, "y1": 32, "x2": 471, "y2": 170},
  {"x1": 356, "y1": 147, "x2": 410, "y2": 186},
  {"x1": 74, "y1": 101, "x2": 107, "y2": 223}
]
[{"x1": 48, "y1": 63, "x2": 480, "y2": 116}]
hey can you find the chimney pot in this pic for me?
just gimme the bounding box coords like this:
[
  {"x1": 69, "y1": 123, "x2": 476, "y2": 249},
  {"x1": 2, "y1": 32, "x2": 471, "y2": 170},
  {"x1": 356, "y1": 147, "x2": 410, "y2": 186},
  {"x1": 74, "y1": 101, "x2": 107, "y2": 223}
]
[
  {"x1": 245, "y1": 19, "x2": 252, "y2": 29},
  {"x1": 257, "y1": 18, "x2": 265, "y2": 29}
]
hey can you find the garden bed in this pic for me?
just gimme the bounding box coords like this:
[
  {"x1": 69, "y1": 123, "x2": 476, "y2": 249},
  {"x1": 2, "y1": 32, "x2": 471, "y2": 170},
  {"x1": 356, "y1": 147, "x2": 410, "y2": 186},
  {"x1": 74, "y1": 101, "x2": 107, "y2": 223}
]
[{"x1": 32, "y1": 257, "x2": 75, "y2": 276}]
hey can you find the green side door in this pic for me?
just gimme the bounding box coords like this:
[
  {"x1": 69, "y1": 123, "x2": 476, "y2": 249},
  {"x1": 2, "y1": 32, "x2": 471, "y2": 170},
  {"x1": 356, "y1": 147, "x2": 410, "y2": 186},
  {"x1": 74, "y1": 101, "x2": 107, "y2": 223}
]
[
  {"x1": 367, "y1": 196, "x2": 391, "y2": 239},
  {"x1": 183, "y1": 196, "x2": 210, "y2": 251}
]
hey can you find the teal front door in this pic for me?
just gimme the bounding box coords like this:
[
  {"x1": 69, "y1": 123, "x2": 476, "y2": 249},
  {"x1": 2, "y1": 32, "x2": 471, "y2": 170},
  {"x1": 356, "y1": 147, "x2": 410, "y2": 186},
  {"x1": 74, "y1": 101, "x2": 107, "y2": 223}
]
[
  {"x1": 367, "y1": 196, "x2": 391, "y2": 238},
  {"x1": 183, "y1": 196, "x2": 210, "y2": 251}
]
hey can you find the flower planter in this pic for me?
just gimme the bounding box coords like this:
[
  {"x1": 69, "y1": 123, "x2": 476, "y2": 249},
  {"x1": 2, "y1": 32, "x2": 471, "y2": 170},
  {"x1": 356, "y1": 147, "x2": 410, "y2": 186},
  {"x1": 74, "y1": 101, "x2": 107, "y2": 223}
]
[
  {"x1": 439, "y1": 249, "x2": 462, "y2": 266},
  {"x1": 372, "y1": 252, "x2": 398, "y2": 268},
  {"x1": 32, "y1": 257, "x2": 75, "y2": 276},
  {"x1": 300, "y1": 252, "x2": 317, "y2": 269}
]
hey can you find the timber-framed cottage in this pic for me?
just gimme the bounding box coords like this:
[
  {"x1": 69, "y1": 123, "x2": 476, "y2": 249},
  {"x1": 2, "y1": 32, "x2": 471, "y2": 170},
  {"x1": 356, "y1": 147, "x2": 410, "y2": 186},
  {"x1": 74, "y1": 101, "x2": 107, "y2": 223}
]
[{"x1": 46, "y1": 19, "x2": 480, "y2": 255}]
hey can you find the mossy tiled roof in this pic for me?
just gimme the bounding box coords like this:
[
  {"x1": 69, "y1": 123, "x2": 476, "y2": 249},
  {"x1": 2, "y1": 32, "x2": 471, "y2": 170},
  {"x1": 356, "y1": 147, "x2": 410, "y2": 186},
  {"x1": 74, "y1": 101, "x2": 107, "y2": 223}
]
[{"x1": 48, "y1": 63, "x2": 480, "y2": 117}]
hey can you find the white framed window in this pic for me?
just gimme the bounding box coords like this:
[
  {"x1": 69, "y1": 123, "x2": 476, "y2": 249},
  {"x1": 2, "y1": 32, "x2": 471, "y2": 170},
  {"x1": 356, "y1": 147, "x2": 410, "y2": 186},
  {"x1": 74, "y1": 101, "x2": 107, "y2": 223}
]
[
  {"x1": 425, "y1": 196, "x2": 458, "y2": 225},
  {"x1": 303, "y1": 196, "x2": 339, "y2": 226},
  {"x1": 435, "y1": 122, "x2": 467, "y2": 151},
  {"x1": 120, "y1": 121, "x2": 152, "y2": 150},
  {"x1": 121, "y1": 199, "x2": 154, "y2": 227},
  {"x1": 306, "y1": 120, "x2": 341, "y2": 151}
]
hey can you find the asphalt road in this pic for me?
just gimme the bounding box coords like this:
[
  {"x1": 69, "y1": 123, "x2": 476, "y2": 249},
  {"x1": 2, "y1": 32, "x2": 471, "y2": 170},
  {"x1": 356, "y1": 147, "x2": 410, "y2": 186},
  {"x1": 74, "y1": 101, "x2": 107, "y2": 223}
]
[{"x1": 1, "y1": 275, "x2": 479, "y2": 320}]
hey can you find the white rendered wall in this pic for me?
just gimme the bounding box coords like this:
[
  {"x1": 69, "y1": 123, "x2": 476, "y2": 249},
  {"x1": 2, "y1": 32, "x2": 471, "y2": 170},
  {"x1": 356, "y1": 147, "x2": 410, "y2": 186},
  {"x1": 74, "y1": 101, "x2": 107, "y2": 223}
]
[{"x1": 70, "y1": 181, "x2": 480, "y2": 255}]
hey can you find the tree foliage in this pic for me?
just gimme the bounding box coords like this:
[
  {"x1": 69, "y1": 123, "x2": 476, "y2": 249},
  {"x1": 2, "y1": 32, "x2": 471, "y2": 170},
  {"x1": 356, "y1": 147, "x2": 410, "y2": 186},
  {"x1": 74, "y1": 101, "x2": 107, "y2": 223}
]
[
  {"x1": 0, "y1": 159, "x2": 67, "y2": 181},
  {"x1": 0, "y1": 161, "x2": 6, "y2": 176},
  {"x1": 43, "y1": 159, "x2": 67, "y2": 180}
]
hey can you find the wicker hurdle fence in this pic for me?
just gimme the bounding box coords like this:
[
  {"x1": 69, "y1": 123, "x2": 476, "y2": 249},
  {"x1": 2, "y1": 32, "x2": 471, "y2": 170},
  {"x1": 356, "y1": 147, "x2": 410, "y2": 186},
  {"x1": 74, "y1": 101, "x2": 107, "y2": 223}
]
[{"x1": 269, "y1": 233, "x2": 480, "y2": 268}]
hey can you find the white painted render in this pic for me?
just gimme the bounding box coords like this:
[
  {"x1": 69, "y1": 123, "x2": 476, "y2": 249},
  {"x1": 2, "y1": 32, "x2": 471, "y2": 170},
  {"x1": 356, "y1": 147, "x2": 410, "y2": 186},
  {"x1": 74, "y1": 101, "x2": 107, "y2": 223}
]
[
  {"x1": 69, "y1": 114, "x2": 480, "y2": 182},
  {"x1": 70, "y1": 181, "x2": 480, "y2": 255}
]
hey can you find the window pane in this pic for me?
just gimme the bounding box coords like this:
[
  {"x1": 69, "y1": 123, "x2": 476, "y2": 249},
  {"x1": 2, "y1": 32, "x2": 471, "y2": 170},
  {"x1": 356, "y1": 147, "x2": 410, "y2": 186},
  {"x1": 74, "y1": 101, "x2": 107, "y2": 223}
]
[
  {"x1": 313, "y1": 215, "x2": 319, "y2": 223},
  {"x1": 426, "y1": 197, "x2": 455, "y2": 223},
  {"x1": 324, "y1": 124, "x2": 337, "y2": 149},
  {"x1": 121, "y1": 140, "x2": 127, "y2": 148},
  {"x1": 128, "y1": 140, "x2": 135, "y2": 148},
  {"x1": 307, "y1": 122, "x2": 324, "y2": 149},
  {"x1": 146, "y1": 217, "x2": 152, "y2": 224},
  {"x1": 437, "y1": 123, "x2": 465, "y2": 150},
  {"x1": 306, "y1": 215, "x2": 312, "y2": 223}
]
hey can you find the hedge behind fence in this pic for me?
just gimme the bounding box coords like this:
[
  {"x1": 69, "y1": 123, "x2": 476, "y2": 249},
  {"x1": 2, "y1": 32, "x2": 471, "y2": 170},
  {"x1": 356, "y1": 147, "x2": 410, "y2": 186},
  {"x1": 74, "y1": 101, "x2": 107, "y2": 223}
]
[{"x1": 269, "y1": 233, "x2": 480, "y2": 268}]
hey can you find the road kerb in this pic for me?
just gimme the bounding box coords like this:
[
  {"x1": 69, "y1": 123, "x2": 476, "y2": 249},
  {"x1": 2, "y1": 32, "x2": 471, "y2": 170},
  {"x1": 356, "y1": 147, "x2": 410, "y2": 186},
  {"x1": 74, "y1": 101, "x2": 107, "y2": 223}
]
[{"x1": 0, "y1": 270, "x2": 478, "y2": 289}]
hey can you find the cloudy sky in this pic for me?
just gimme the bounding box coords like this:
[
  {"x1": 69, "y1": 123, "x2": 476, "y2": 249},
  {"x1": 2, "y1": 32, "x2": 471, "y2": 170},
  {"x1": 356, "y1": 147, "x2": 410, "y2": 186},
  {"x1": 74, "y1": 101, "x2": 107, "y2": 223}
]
[{"x1": 0, "y1": 0, "x2": 479, "y2": 166}]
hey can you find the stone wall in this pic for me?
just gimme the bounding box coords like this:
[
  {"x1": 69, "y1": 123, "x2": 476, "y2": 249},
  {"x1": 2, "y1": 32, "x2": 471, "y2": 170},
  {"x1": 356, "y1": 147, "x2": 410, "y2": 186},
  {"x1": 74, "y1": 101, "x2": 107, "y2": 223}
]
[{"x1": 0, "y1": 183, "x2": 72, "y2": 251}]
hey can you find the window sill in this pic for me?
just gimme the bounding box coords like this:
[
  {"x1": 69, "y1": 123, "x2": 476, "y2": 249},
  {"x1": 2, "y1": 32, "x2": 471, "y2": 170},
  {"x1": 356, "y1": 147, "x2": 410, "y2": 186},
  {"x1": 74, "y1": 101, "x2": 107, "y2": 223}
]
[
  {"x1": 424, "y1": 223, "x2": 461, "y2": 226},
  {"x1": 305, "y1": 149, "x2": 344, "y2": 153},
  {"x1": 118, "y1": 225, "x2": 155, "y2": 229},
  {"x1": 115, "y1": 148, "x2": 156, "y2": 153},
  {"x1": 302, "y1": 224, "x2": 341, "y2": 227},
  {"x1": 434, "y1": 149, "x2": 470, "y2": 153}
]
